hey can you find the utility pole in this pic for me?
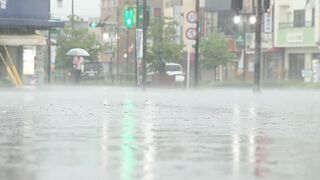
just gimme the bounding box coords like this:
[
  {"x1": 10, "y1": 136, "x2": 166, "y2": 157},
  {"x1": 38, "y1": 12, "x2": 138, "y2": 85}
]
[
  {"x1": 117, "y1": 8, "x2": 120, "y2": 82},
  {"x1": 243, "y1": 18, "x2": 247, "y2": 81},
  {"x1": 142, "y1": 0, "x2": 147, "y2": 89},
  {"x1": 126, "y1": 29, "x2": 130, "y2": 81},
  {"x1": 71, "y1": 0, "x2": 74, "y2": 38},
  {"x1": 48, "y1": 29, "x2": 51, "y2": 84},
  {"x1": 48, "y1": 1, "x2": 51, "y2": 84},
  {"x1": 254, "y1": 0, "x2": 263, "y2": 92},
  {"x1": 110, "y1": 36, "x2": 114, "y2": 85},
  {"x1": 194, "y1": 0, "x2": 200, "y2": 87}
]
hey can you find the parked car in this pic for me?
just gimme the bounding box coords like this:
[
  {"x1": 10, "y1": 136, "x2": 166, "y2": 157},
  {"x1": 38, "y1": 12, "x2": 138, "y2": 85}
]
[
  {"x1": 146, "y1": 62, "x2": 185, "y2": 83},
  {"x1": 81, "y1": 60, "x2": 105, "y2": 80}
]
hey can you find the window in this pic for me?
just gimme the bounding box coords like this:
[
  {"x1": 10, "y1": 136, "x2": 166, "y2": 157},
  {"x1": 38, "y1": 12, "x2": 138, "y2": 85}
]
[
  {"x1": 293, "y1": 10, "x2": 305, "y2": 27},
  {"x1": 154, "y1": 7, "x2": 161, "y2": 17},
  {"x1": 289, "y1": 54, "x2": 305, "y2": 80},
  {"x1": 57, "y1": 0, "x2": 63, "y2": 8}
]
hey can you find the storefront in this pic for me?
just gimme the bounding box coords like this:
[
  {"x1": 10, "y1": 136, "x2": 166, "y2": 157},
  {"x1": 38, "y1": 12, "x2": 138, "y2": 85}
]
[
  {"x1": 284, "y1": 47, "x2": 319, "y2": 82},
  {"x1": 0, "y1": 0, "x2": 64, "y2": 86}
]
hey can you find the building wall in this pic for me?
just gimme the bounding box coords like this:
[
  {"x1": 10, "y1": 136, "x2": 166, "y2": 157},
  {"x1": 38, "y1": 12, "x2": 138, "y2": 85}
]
[
  {"x1": 274, "y1": 0, "x2": 319, "y2": 48},
  {"x1": 163, "y1": 0, "x2": 205, "y2": 50},
  {"x1": 274, "y1": 0, "x2": 320, "y2": 81}
]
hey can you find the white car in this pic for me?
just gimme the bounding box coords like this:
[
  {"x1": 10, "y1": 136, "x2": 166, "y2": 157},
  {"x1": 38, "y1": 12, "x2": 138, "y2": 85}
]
[
  {"x1": 146, "y1": 63, "x2": 185, "y2": 83},
  {"x1": 165, "y1": 63, "x2": 185, "y2": 82}
]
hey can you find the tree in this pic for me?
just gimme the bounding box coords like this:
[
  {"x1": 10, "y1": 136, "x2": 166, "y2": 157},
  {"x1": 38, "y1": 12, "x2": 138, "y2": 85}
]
[
  {"x1": 147, "y1": 18, "x2": 184, "y2": 73},
  {"x1": 55, "y1": 16, "x2": 102, "y2": 69},
  {"x1": 200, "y1": 31, "x2": 234, "y2": 80}
]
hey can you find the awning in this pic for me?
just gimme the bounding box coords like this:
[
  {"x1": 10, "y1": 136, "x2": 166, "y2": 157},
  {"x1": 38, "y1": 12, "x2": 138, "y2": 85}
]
[
  {"x1": 0, "y1": 34, "x2": 47, "y2": 46},
  {"x1": 265, "y1": 48, "x2": 284, "y2": 53}
]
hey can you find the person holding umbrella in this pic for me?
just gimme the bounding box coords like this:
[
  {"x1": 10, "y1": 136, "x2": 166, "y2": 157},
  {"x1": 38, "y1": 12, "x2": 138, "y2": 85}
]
[
  {"x1": 72, "y1": 56, "x2": 84, "y2": 84},
  {"x1": 66, "y1": 48, "x2": 90, "y2": 84}
]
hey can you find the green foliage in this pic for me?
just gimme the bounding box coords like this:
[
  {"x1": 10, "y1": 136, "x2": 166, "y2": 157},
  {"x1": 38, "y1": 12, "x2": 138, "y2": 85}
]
[
  {"x1": 55, "y1": 16, "x2": 102, "y2": 69},
  {"x1": 147, "y1": 18, "x2": 184, "y2": 66},
  {"x1": 200, "y1": 31, "x2": 234, "y2": 69}
]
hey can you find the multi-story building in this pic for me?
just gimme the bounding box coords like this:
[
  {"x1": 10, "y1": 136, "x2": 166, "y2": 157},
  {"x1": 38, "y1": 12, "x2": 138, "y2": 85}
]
[
  {"x1": 100, "y1": 0, "x2": 163, "y2": 79},
  {"x1": 274, "y1": 0, "x2": 320, "y2": 81},
  {"x1": 51, "y1": 0, "x2": 101, "y2": 20}
]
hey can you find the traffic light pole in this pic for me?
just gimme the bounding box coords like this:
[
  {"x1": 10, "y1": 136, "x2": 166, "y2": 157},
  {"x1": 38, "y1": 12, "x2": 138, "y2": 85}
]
[
  {"x1": 117, "y1": 8, "x2": 120, "y2": 82},
  {"x1": 242, "y1": 17, "x2": 247, "y2": 81},
  {"x1": 71, "y1": 0, "x2": 74, "y2": 38},
  {"x1": 126, "y1": 29, "x2": 130, "y2": 81},
  {"x1": 194, "y1": 0, "x2": 200, "y2": 87},
  {"x1": 134, "y1": 0, "x2": 139, "y2": 85},
  {"x1": 254, "y1": 0, "x2": 263, "y2": 92},
  {"x1": 142, "y1": 0, "x2": 147, "y2": 89},
  {"x1": 48, "y1": 29, "x2": 51, "y2": 84}
]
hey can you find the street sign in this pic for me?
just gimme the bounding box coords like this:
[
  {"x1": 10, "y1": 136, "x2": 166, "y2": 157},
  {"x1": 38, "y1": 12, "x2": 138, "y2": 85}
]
[
  {"x1": 264, "y1": 14, "x2": 272, "y2": 33},
  {"x1": 186, "y1": 11, "x2": 198, "y2": 24},
  {"x1": 185, "y1": 28, "x2": 198, "y2": 40}
]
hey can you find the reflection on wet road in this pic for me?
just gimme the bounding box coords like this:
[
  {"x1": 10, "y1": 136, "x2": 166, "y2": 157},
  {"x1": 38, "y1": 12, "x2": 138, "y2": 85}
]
[{"x1": 0, "y1": 87, "x2": 320, "y2": 180}]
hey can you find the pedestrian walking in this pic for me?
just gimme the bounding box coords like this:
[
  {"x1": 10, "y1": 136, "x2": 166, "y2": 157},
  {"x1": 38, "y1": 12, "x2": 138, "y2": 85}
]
[{"x1": 72, "y1": 56, "x2": 84, "y2": 84}]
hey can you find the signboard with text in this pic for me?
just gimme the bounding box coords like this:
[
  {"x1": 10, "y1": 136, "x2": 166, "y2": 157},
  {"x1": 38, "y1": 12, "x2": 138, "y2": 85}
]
[{"x1": 0, "y1": 0, "x2": 50, "y2": 20}]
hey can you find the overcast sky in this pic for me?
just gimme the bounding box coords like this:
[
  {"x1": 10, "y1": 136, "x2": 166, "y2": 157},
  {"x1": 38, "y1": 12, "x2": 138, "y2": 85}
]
[{"x1": 51, "y1": 0, "x2": 100, "y2": 20}]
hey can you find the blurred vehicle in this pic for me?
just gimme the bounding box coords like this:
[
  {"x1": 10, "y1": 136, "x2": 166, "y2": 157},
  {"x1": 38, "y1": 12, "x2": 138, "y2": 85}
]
[
  {"x1": 146, "y1": 62, "x2": 185, "y2": 83},
  {"x1": 165, "y1": 63, "x2": 185, "y2": 82},
  {"x1": 81, "y1": 60, "x2": 105, "y2": 80}
]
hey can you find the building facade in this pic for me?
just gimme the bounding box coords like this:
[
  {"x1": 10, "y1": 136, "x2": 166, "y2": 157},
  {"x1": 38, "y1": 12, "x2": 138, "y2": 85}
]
[
  {"x1": 0, "y1": 0, "x2": 64, "y2": 85},
  {"x1": 100, "y1": 0, "x2": 163, "y2": 79},
  {"x1": 274, "y1": 0, "x2": 320, "y2": 82}
]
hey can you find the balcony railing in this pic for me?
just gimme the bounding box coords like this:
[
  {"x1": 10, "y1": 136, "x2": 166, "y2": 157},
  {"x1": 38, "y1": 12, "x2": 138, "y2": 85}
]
[{"x1": 279, "y1": 21, "x2": 313, "y2": 29}]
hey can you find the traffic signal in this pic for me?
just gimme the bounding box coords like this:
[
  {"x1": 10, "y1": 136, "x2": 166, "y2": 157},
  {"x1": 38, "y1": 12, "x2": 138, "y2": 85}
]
[
  {"x1": 136, "y1": 5, "x2": 151, "y2": 28},
  {"x1": 89, "y1": 21, "x2": 105, "y2": 28},
  {"x1": 231, "y1": 0, "x2": 243, "y2": 13},
  {"x1": 89, "y1": 22, "x2": 98, "y2": 28},
  {"x1": 124, "y1": 7, "x2": 135, "y2": 29}
]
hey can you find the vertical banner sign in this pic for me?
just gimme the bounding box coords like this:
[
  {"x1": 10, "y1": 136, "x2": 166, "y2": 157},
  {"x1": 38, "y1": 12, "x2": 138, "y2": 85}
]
[
  {"x1": 264, "y1": 14, "x2": 272, "y2": 33},
  {"x1": 136, "y1": 29, "x2": 143, "y2": 59}
]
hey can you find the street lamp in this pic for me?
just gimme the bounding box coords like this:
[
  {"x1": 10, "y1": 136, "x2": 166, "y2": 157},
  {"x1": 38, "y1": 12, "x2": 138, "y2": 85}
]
[
  {"x1": 233, "y1": 16, "x2": 241, "y2": 24},
  {"x1": 71, "y1": 0, "x2": 74, "y2": 38},
  {"x1": 234, "y1": 14, "x2": 256, "y2": 81},
  {"x1": 249, "y1": 16, "x2": 257, "y2": 24}
]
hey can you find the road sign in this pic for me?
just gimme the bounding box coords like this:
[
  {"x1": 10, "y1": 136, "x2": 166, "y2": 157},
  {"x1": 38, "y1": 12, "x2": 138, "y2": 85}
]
[
  {"x1": 185, "y1": 28, "x2": 198, "y2": 40},
  {"x1": 264, "y1": 14, "x2": 272, "y2": 33},
  {"x1": 186, "y1": 11, "x2": 198, "y2": 24}
]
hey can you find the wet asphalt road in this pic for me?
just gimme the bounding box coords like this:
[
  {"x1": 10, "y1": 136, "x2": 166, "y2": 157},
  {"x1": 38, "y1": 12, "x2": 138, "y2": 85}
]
[{"x1": 0, "y1": 86, "x2": 320, "y2": 180}]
